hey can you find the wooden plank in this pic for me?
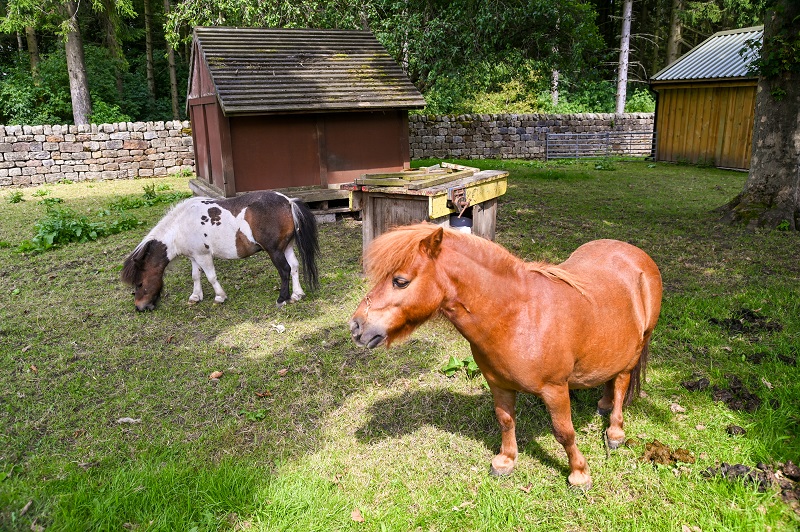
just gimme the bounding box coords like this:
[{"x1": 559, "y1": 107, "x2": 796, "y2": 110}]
[
  {"x1": 471, "y1": 198, "x2": 498, "y2": 240},
  {"x1": 406, "y1": 169, "x2": 475, "y2": 190}
]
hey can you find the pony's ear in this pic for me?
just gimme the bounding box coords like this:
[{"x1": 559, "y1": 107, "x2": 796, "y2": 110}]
[
  {"x1": 120, "y1": 241, "x2": 151, "y2": 285},
  {"x1": 419, "y1": 227, "x2": 444, "y2": 259}
]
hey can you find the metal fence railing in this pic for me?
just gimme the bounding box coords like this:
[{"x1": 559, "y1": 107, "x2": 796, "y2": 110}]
[{"x1": 545, "y1": 131, "x2": 656, "y2": 160}]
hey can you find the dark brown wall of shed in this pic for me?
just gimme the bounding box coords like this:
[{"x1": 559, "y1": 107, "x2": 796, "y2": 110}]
[
  {"x1": 322, "y1": 111, "x2": 410, "y2": 184},
  {"x1": 229, "y1": 115, "x2": 321, "y2": 191},
  {"x1": 654, "y1": 81, "x2": 756, "y2": 170},
  {"x1": 189, "y1": 97, "x2": 233, "y2": 194},
  {"x1": 188, "y1": 44, "x2": 216, "y2": 100}
]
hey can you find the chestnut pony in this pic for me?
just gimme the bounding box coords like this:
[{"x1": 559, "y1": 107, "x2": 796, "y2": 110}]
[
  {"x1": 122, "y1": 191, "x2": 318, "y2": 311},
  {"x1": 349, "y1": 224, "x2": 662, "y2": 488}
]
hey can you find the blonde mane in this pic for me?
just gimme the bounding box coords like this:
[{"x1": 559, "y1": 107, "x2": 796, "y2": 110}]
[
  {"x1": 364, "y1": 223, "x2": 585, "y2": 295},
  {"x1": 525, "y1": 262, "x2": 587, "y2": 296}
]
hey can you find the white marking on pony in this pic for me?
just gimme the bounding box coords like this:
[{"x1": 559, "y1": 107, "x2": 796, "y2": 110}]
[
  {"x1": 132, "y1": 196, "x2": 256, "y2": 304},
  {"x1": 284, "y1": 244, "x2": 304, "y2": 302}
]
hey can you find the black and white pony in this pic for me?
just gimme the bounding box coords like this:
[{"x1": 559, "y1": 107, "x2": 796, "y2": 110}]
[{"x1": 122, "y1": 191, "x2": 319, "y2": 311}]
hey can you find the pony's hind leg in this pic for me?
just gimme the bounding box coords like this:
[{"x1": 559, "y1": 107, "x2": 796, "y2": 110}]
[
  {"x1": 605, "y1": 372, "x2": 632, "y2": 449},
  {"x1": 193, "y1": 254, "x2": 227, "y2": 303},
  {"x1": 597, "y1": 380, "x2": 614, "y2": 416},
  {"x1": 284, "y1": 244, "x2": 305, "y2": 302},
  {"x1": 265, "y1": 248, "x2": 292, "y2": 306},
  {"x1": 188, "y1": 258, "x2": 204, "y2": 303}
]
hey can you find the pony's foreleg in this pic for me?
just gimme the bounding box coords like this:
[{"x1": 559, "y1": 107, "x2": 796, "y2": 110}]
[
  {"x1": 193, "y1": 254, "x2": 227, "y2": 303},
  {"x1": 284, "y1": 244, "x2": 305, "y2": 302},
  {"x1": 487, "y1": 385, "x2": 519, "y2": 476},
  {"x1": 541, "y1": 384, "x2": 592, "y2": 488},
  {"x1": 188, "y1": 258, "x2": 204, "y2": 303}
]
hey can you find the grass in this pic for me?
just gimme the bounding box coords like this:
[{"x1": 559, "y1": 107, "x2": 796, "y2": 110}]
[{"x1": 0, "y1": 161, "x2": 798, "y2": 531}]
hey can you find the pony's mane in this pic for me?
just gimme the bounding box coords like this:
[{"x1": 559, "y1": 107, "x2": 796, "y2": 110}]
[
  {"x1": 364, "y1": 223, "x2": 586, "y2": 296},
  {"x1": 363, "y1": 223, "x2": 521, "y2": 285},
  {"x1": 525, "y1": 262, "x2": 587, "y2": 296}
]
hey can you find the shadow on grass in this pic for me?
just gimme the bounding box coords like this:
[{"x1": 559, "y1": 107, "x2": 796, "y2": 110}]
[{"x1": 353, "y1": 386, "x2": 655, "y2": 478}]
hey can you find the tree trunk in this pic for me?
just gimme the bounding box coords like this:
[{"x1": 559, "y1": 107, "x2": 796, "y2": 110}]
[
  {"x1": 100, "y1": 1, "x2": 125, "y2": 99},
  {"x1": 551, "y1": 69, "x2": 559, "y2": 107},
  {"x1": 666, "y1": 0, "x2": 683, "y2": 65},
  {"x1": 164, "y1": 0, "x2": 180, "y2": 119},
  {"x1": 63, "y1": 1, "x2": 92, "y2": 124},
  {"x1": 25, "y1": 27, "x2": 39, "y2": 81},
  {"x1": 144, "y1": 0, "x2": 156, "y2": 100},
  {"x1": 615, "y1": 0, "x2": 633, "y2": 114},
  {"x1": 719, "y1": 1, "x2": 800, "y2": 230}
]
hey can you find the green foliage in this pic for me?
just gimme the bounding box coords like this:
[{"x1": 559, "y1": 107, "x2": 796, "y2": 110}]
[
  {"x1": 594, "y1": 158, "x2": 618, "y2": 171},
  {"x1": 108, "y1": 187, "x2": 191, "y2": 212},
  {"x1": 624, "y1": 88, "x2": 656, "y2": 113},
  {"x1": 6, "y1": 191, "x2": 24, "y2": 204},
  {"x1": 441, "y1": 356, "x2": 481, "y2": 378},
  {"x1": 16, "y1": 205, "x2": 140, "y2": 253},
  {"x1": 37, "y1": 197, "x2": 64, "y2": 207}
]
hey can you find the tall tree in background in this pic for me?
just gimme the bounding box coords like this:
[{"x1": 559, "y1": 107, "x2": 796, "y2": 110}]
[
  {"x1": 164, "y1": 0, "x2": 179, "y2": 119},
  {"x1": 24, "y1": 26, "x2": 39, "y2": 81},
  {"x1": 144, "y1": 0, "x2": 156, "y2": 101},
  {"x1": 615, "y1": 0, "x2": 633, "y2": 112},
  {"x1": 720, "y1": 0, "x2": 800, "y2": 230},
  {"x1": 62, "y1": 0, "x2": 92, "y2": 124},
  {"x1": 666, "y1": 0, "x2": 683, "y2": 64}
]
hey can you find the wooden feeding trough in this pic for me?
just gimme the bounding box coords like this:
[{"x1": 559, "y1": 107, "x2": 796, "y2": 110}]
[{"x1": 342, "y1": 162, "x2": 508, "y2": 249}]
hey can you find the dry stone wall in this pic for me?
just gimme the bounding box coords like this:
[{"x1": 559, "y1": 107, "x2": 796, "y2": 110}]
[
  {"x1": 0, "y1": 113, "x2": 654, "y2": 188},
  {"x1": 408, "y1": 113, "x2": 654, "y2": 159},
  {"x1": 0, "y1": 120, "x2": 194, "y2": 187}
]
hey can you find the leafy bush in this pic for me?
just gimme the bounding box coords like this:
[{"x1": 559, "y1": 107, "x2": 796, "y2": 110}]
[
  {"x1": 17, "y1": 206, "x2": 141, "y2": 253},
  {"x1": 6, "y1": 191, "x2": 24, "y2": 203},
  {"x1": 109, "y1": 188, "x2": 191, "y2": 212},
  {"x1": 625, "y1": 88, "x2": 656, "y2": 113}
]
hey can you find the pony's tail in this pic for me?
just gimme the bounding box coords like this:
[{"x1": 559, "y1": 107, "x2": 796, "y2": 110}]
[
  {"x1": 289, "y1": 198, "x2": 320, "y2": 291},
  {"x1": 624, "y1": 337, "x2": 650, "y2": 406}
]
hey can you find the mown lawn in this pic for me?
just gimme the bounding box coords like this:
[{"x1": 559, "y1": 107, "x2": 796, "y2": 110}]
[{"x1": 0, "y1": 159, "x2": 798, "y2": 531}]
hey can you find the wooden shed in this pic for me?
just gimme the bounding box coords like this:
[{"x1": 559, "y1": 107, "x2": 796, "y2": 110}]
[
  {"x1": 186, "y1": 27, "x2": 426, "y2": 200},
  {"x1": 650, "y1": 26, "x2": 762, "y2": 170}
]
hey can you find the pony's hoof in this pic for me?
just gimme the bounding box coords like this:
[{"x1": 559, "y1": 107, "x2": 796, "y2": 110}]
[
  {"x1": 290, "y1": 292, "x2": 305, "y2": 302},
  {"x1": 568, "y1": 479, "x2": 593, "y2": 491},
  {"x1": 489, "y1": 456, "x2": 515, "y2": 477},
  {"x1": 187, "y1": 298, "x2": 200, "y2": 305},
  {"x1": 276, "y1": 300, "x2": 287, "y2": 308},
  {"x1": 604, "y1": 431, "x2": 625, "y2": 450},
  {"x1": 214, "y1": 296, "x2": 227, "y2": 304},
  {"x1": 596, "y1": 406, "x2": 612, "y2": 416},
  {"x1": 568, "y1": 471, "x2": 592, "y2": 489},
  {"x1": 489, "y1": 465, "x2": 513, "y2": 477}
]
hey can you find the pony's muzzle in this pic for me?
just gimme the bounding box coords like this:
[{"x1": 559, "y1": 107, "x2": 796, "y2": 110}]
[
  {"x1": 135, "y1": 302, "x2": 156, "y2": 312},
  {"x1": 349, "y1": 317, "x2": 386, "y2": 349}
]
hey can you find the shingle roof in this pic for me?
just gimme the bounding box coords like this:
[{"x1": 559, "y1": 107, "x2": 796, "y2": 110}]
[
  {"x1": 651, "y1": 26, "x2": 763, "y2": 83},
  {"x1": 191, "y1": 27, "x2": 426, "y2": 116}
]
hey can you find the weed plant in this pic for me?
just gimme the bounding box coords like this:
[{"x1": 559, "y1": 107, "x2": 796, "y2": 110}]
[{"x1": 0, "y1": 164, "x2": 798, "y2": 531}]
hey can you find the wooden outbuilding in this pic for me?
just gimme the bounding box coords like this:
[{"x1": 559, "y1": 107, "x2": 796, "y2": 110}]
[
  {"x1": 650, "y1": 26, "x2": 762, "y2": 170},
  {"x1": 186, "y1": 26, "x2": 426, "y2": 201}
]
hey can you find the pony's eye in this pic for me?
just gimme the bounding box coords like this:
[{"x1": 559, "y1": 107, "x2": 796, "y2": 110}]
[{"x1": 392, "y1": 277, "x2": 410, "y2": 289}]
